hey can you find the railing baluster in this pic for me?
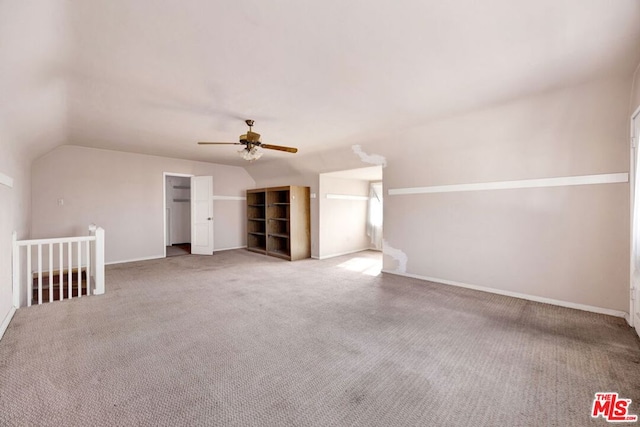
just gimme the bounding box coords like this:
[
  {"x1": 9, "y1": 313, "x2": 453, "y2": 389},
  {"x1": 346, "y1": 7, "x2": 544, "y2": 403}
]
[
  {"x1": 67, "y1": 241, "x2": 72, "y2": 299},
  {"x1": 77, "y1": 241, "x2": 82, "y2": 297},
  {"x1": 37, "y1": 244, "x2": 43, "y2": 304},
  {"x1": 48, "y1": 243, "x2": 53, "y2": 303},
  {"x1": 94, "y1": 228, "x2": 105, "y2": 295},
  {"x1": 86, "y1": 240, "x2": 91, "y2": 296},
  {"x1": 26, "y1": 245, "x2": 32, "y2": 307},
  {"x1": 12, "y1": 232, "x2": 20, "y2": 308},
  {"x1": 59, "y1": 242, "x2": 64, "y2": 301}
]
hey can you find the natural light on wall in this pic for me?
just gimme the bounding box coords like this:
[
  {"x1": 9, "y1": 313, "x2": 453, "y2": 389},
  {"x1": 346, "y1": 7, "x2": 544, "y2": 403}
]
[
  {"x1": 337, "y1": 257, "x2": 382, "y2": 276},
  {"x1": 0, "y1": 172, "x2": 14, "y2": 188},
  {"x1": 367, "y1": 182, "x2": 383, "y2": 250}
]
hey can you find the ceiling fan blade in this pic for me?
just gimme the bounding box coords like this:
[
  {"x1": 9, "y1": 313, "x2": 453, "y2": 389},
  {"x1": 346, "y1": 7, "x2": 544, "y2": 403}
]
[
  {"x1": 260, "y1": 144, "x2": 298, "y2": 153},
  {"x1": 198, "y1": 142, "x2": 243, "y2": 145}
]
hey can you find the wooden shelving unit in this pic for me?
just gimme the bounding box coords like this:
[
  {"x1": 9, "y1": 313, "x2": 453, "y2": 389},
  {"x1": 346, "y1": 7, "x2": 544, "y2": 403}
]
[
  {"x1": 246, "y1": 191, "x2": 267, "y2": 253},
  {"x1": 246, "y1": 186, "x2": 310, "y2": 260}
]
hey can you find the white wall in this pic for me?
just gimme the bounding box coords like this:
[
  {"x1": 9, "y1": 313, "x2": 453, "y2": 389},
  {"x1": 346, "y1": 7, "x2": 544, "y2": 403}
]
[
  {"x1": 0, "y1": 155, "x2": 31, "y2": 331},
  {"x1": 31, "y1": 146, "x2": 255, "y2": 264},
  {"x1": 0, "y1": 0, "x2": 69, "y2": 332},
  {"x1": 379, "y1": 76, "x2": 632, "y2": 313},
  {"x1": 165, "y1": 176, "x2": 191, "y2": 245},
  {"x1": 318, "y1": 176, "x2": 371, "y2": 258}
]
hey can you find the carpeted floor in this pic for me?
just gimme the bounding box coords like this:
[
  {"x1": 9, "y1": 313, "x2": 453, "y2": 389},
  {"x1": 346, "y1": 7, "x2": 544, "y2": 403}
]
[{"x1": 1, "y1": 249, "x2": 639, "y2": 426}]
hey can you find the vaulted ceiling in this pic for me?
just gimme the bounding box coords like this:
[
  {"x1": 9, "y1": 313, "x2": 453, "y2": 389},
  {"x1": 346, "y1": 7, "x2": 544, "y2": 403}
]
[{"x1": 3, "y1": 0, "x2": 640, "y2": 170}]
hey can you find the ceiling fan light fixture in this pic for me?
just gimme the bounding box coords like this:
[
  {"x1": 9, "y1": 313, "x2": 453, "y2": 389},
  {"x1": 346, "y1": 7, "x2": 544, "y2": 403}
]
[{"x1": 239, "y1": 146, "x2": 263, "y2": 161}]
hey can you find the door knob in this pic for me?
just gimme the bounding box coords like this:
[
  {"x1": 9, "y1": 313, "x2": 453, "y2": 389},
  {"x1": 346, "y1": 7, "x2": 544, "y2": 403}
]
[{"x1": 207, "y1": 217, "x2": 212, "y2": 221}]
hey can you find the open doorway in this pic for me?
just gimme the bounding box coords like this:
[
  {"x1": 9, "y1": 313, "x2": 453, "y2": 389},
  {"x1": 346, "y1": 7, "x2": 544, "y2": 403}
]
[
  {"x1": 318, "y1": 166, "x2": 383, "y2": 261},
  {"x1": 164, "y1": 173, "x2": 193, "y2": 257}
]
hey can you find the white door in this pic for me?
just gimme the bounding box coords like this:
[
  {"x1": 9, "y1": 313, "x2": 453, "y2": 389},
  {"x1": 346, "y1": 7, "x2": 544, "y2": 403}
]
[
  {"x1": 191, "y1": 176, "x2": 214, "y2": 255},
  {"x1": 632, "y1": 110, "x2": 640, "y2": 337}
]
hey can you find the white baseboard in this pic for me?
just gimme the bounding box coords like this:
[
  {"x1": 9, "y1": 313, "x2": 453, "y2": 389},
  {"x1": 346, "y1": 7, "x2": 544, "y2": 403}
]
[
  {"x1": 316, "y1": 248, "x2": 373, "y2": 260},
  {"x1": 106, "y1": 255, "x2": 165, "y2": 265},
  {"x1": 382, "y1": 270, "x2": 628, "y2": 319},
  {"x1": 108, "y1": 247, "x2": 248, "y2": 266},
  {"x1": 214, "y1": 246, "x2": 247, "y2": 252},
  {"x1": 0, "y1": 306, "x2": 17, "y2": 341}
]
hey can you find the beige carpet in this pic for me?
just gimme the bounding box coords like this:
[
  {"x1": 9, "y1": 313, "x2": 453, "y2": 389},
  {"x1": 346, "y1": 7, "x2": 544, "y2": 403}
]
[{"x1": 1, "y1": 249, "x2": 639, "y2": 426}]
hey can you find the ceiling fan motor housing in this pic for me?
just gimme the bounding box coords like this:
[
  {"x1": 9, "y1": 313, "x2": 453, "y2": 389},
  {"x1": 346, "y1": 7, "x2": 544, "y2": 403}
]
[{"x1": 240, "y1": 131, "x2": 261, "y2": 144}]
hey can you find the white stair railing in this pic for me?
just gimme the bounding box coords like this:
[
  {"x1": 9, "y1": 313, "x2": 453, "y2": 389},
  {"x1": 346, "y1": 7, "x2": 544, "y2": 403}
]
[{"x1": 12, "y1": 225, "x2": 105, "y2": 308}]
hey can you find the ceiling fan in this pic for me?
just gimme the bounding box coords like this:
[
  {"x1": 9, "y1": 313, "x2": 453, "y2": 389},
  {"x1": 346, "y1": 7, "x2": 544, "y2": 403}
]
[{"x1": 198, "y1": 120, "x2": 298, "y2": 161}]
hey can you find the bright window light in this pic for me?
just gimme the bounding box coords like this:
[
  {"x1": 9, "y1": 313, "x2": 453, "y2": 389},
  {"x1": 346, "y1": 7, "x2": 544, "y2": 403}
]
[{"x1": 337, "y1": 257, "x2": 382, "y2": 276}]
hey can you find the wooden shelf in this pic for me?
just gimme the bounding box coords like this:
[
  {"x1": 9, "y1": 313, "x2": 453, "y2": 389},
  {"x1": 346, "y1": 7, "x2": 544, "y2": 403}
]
[
  {"x1": 246, "y1": 186, "x2": 310, "y2": 261},
  {"x1": 269, "y1": 233, "x2": 289, "y2": 239},
  {"x1": 268, "y1": 249, "x2": 291, "y2": 259},
  {"x1": 246, "y1": 190, "x2": 267, "y2": 251},
  {"x1": 173, "y1": 185, "x2": 190, "y2": 189}
]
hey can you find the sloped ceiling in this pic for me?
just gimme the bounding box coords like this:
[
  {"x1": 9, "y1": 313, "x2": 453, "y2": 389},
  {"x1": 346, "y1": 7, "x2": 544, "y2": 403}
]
[
  {"x1": 52, "y1": 1, "x2": 640, "y2": 169},
  {"x1": 0, "y1": 0, "x2": 69, "y2": 163}
]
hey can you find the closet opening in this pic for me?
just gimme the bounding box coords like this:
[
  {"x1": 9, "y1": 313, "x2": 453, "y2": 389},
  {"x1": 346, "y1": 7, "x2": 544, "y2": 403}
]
[{"x1": 164, "y1": 173, "x2": 193, "y2": 257}]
